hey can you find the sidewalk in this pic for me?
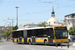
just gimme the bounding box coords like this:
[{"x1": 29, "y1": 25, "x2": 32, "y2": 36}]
[
  {"x1": 72, "y1": 43, "x2": 75, "y2": 46},
  {"x1": 57, "y1": 46, "x2": 75, "y2": 50},
  {"x1": 0, "y1": 38, "x2": 8, "y2": 42},
  {"x1": 56, "y1": 42, "x2": 75, "y2": 50},
  {"x1": 0, "y1": 39, "x2": 5, "y2": 43}
]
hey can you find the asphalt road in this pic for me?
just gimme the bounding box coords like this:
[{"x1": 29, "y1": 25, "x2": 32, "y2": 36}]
[{"x1": 0, "y1": 40, "x2": 75, "y2": 50}]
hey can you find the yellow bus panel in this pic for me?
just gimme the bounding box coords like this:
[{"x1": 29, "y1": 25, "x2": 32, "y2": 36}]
[
  {"x1": 53, "y1": 39, "x2": 68, "y2": 43},
  {"x1": 14, "y1": 39, "x2": 17, "y2": 42},
  {"x1": 22, "y1": 38, "x2": 24, "y2": 43}
]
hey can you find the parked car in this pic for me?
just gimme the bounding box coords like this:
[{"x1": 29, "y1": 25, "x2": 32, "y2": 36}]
[{"x1": 69, "y1": 35, "x2": 75, "y2": 42}]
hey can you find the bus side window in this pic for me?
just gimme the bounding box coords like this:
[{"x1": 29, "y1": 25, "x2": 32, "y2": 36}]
[{"x1": 27, "y1": 30, "x2": 34, "y2": 37}]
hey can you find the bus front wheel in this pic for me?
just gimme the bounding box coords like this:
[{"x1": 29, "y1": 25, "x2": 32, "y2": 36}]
[
  {"x1": 44, "y1": 40, "x2": 47, "y2": 45},
  {"x1": 29, "y1": 40, "x2": 32, "y2": 45}
]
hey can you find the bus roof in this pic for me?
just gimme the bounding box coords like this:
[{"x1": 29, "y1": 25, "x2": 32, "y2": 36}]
[
  {"x1": 13, "y1": 26, "x2": 67, "y2": 32},
  {"x1": 16, "y1": 27, "x2": 52, "y2": 31}
]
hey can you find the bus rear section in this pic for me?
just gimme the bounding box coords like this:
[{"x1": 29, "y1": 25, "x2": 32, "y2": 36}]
[
  {"x1": 12, "y1": 31, "x2": 18, "y2": 43},
  {"x1": 53, "y1": 27, "x2": 69, "y2": 45},
  {"x1": 12, "y1": 30, "x2": 27, "y2": 44}
]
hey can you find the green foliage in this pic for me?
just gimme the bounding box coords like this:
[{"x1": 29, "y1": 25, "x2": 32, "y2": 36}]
[
  {"x1": 2, "y1": 30, "x2": 11, "y2": 37},
  {"x1": 69, "y1": 25, "x2": 75, "y2": 35},
  {"x1": 13, "y1": 25, "x2": 18, "y2": 30},
  {"x1": 2, "y1": 25, "x2": 18, "y2": 37},
  {"x1": 38, "y1": 22, "x2": 48, "y2": 27}
]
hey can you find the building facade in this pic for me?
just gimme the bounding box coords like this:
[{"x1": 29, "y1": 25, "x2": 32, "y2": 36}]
[
  {"x1": 18, "y1": 22, "x2": 38, "y2": 29},
  {"x1": 64, "y1": 13, "x2": 75, "y2": 30},
  {"x1": 47, "y1": 8, "x2": 64, "y2": 26}
]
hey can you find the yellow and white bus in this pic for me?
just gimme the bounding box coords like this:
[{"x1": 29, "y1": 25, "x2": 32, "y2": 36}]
[{"x1": 12, "y1": 26, "x2": 69, "y2": 45}]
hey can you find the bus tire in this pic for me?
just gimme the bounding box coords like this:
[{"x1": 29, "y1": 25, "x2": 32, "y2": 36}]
[
  {"x1": 29, "y1": 39, "x2": 32, "y2": 45},
  {"x1": 44, "y1": 40, "x2": 47, "y2": 45}
]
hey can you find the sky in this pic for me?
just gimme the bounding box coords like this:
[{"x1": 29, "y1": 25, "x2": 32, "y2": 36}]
[{"x1": 0, "y1": 0, "x2": 75, "y2": 26}]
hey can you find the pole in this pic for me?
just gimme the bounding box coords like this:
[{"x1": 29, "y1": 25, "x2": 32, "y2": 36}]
[
  {"x1": 12, "y1": 19, "x2": 13, "y2": 27},
  {"x1": 16, "y1": 6, "x2": 19, "y2": 28},
  {"x1": 8, "y1": 18, "x2": 14, "y2": 27},
  {"x1": 67, "y1": 42, "x2": 69, "y2": 48}
]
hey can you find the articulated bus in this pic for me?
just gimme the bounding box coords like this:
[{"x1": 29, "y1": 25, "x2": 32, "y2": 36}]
[{"x1": 12, "y1": 26, "x2": 69, "y2": 45}]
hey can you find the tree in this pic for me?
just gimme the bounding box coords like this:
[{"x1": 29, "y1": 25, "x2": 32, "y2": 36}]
[
  {"x1": 13, "y1": 25, "x2": 18, "y2": 30},
  {"x1": 2, "y1": 25, "x2": 18, "y2": 39},
  {"x1": 0, "y1": 29, "x2": 5, "y2": 35},
  {"x1": 38, "y1": 22, "x2": 48, "y2": 27},
  {"x1": 69, "y1": 25, "x2": 75, "y2": 35},
  {"x1": 2, "y1": 30, "x2": 11, "y2": 38}
]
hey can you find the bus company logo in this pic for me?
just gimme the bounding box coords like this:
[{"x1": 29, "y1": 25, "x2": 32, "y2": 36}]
[{"x1": 35, "y1": 38, "x2": 43, "y2": 40}]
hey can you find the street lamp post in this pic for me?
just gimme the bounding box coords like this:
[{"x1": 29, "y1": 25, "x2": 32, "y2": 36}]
[{"x1": 16, "y1": 6, "x2": 19, "y2": 28}]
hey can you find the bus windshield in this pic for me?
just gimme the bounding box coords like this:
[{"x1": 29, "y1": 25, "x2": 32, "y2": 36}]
[{"x1": 55, "y1": 29, "x2": 68, "y2": 39}]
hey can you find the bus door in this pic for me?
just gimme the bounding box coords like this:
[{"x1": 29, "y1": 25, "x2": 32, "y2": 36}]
[
  {"x1": 48, "y1": 28, "x2": 54, "y2": 43},
  {"x1": 19, "y1": 37, "x2": 22, "y2": 43},
  {"x1": 32, "y1": 36, "x2": 35, "y2": 43},
  {"x1": 48, "y1": 36, "x2": 53, "y2": 43},
  {"x1": 18, "y1": 31, "x2": 24, "y2": 43}
]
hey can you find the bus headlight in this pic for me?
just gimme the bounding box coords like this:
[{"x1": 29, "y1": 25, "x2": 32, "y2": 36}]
[{"x1": 53, "y1": 40, "x2": 56, "y2": 43}]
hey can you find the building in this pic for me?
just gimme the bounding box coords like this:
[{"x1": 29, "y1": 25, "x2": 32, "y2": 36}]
[
  {"x1": 24, "y1": 22, "x2": 38, "y2": 28},
  {"x1": 47, "y1": 8, "x2": 64, "y2": 26},
  {"x1": 64, "y1": 13, "x2": 75, "y2": 30},
  {"x1": 18, "y1": 22, "x2": 38, "y2": 29}
]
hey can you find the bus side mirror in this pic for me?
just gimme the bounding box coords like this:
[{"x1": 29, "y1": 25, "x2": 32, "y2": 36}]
[
  {"x1": 48, "y1": 36, "x2": 50, "y2": 38},
  {"x1": 67, "y1": 30, "x2": 69, "y2": 32}
]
